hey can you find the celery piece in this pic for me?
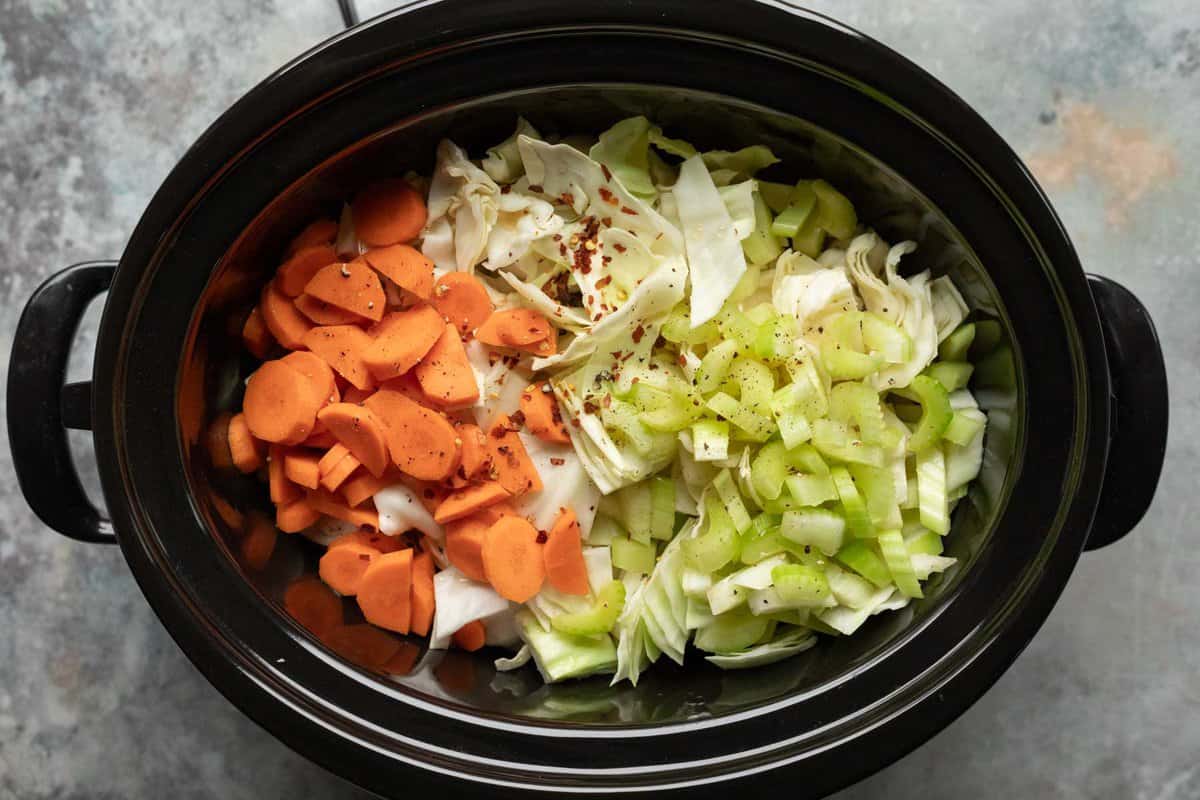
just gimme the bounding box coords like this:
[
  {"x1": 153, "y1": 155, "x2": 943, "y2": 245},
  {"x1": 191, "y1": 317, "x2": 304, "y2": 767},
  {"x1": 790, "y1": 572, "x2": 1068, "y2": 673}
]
[
  {"x1": 740, "y1": 527, "x2": 789, "y2": 564},
  {"x1": 812, "y1": 418, "x2": 886, "y2": 467},
  {"x1": 707, "y1": 392, "x2": 774, "y2": 442},
  {"x1": 811, "y1": 179, "x2": 858, "y2": 239},
  {"x1": 640, "y1": 394, "x2": 703, "y2": 432},
  {"x1": 784, "y1": 355, "x2": 830, "y2": 420},
  {"x1": 743, "y1": 192, "x2": 785, "y2": 267},
  {"x1": 943, "y1": 408, "x2": 987, "y2": 447},
  {"x1": 831, "y1": 466, "x2": 874, "y2": 538},
  {"x1": 848, "y1": 463, "x2": 900, "y2": 529},
  {"x1": 694, "y1": 339, "x2": 740, "y2": 394},
  {"x1": 518, "y1": 611, "x2": 618, "y2": 682},
  {"x1": 744, "y1": 302, "x2": 776, "y2": 326},
  {"x1": 821, "y1": 312, "x2": 884, "y2": 380},
  {"x1": 713, "y1": 469, "x2": 753, "y2": 534},
  {"x1": 612, "y1": 535, "x2": 657, "y2": 574},
  {"x1": 628, "y1": 382, "x2": 673, "y2": 412},
  {"x1": 706, "y1": 577, "x2": 748, "y2": 615},
  {"x1": 746, "y1": 511, "x2": 783, "y2": 538},
  {"x1": 771, "y1": 563, "x2": 833, "y2": 607},
  {"x1": 974, "y1": 345, "x2": 1016, "y2": 390},
  {"x1": 649, "y1": 477, "x2": 676, "y2": 540},
  {"x1": 551, "y1": 580, "x2": 627, "y2": 636},
  {"x1": 751, "y1": 441, "x2": 790, "y2": 501},
  {"x1": 770, "y1": 182, "x2": 817, "y2": 237},
  {"x1": 825, "y1": 565, "x2": 876, "y2": 609},
  {"x1": 834, "y1": 540, "x2": 892, "y2": 588},
  {"x1": 683, "y1": 493, "x2": 740, "y2": 573},
  {"x1": 906, "y1": 375, "x2": 954, "y2": 454},
  {"x1": 728, "y1": 266, "x2": 764, "y2": 306},
  {"x1": 691, "y1": 419, "x2": 731, "y2": 462},
  {"x1": 780, "y1": 508, "x2": 846, "y2": 556},
  {"x1": 970, "y1": 319, "x2": 1003, "y2": 358},
  {"x1": 773, "y1": 404, "x2": 812, "y2": 450},
  {"x1": 829, "y1": 381, "x2": 888, "y2": 445},
  {"x1": 757, "y1": 180, "x2": 794, "y2": 214},
  {"x1": 916, "y1": 446, "x2": 949, "y2": 535},
  {"x1": 693, "y1": 610, "x2": 771, "y2": 654},
  {"x1": 905, "y1": 529, "x2": 944, "y2": 556},
  {"x1": 791, "y1": 210, "x2": 826, "y2": 258},
  {"x1": 939, "y1": 323, "x2": 976, "y2": 362},
  {"x1": 716, "y1": 310, "x2": 759, "y2": 352},
  {"x1": 663, "y1": 308, "x2": 720, "y2": 345},
  {"x1": 787, "y1": 443, "x2": 831, "y2": 475},
  {"x1": 617, "y1": 482, "x2": 653, "y2": 543},
  {"x1": 588, "y1": 513, "x2": 625, "y2": 546},
  {"x1": 728, "y1": 359, "x2": 775, "y2": 412},
  {"x1": 877, "y1": 529, "x2": 923, "y2": 599},
  {"x1": 925, "y1": 361, "x2": 974, "y2": 392},
  {"x1": 754, "y1": 315, "x2": 796, "y2": 365},
  {"x1": 861, "y1": 313, "x2": 913, "y2": 364},
  {"x1": 784, "y1": 472, "x2": 839, "y2": 506}
]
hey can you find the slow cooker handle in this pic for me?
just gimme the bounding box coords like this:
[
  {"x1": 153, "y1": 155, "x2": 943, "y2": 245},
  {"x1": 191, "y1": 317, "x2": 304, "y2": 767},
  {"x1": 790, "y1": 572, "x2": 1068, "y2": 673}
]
[
  {"x1": 7, "y1": 262, "x2": 117, "y2": 545},
  {"x1": 1084, "y1": 274, "x2": 1168, "y2": 550}
]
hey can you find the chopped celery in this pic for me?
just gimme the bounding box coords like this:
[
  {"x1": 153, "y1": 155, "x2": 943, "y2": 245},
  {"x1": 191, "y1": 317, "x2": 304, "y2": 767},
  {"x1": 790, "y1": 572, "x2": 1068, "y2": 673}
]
[
  {"x1": 773, "y1": 404, "x2": 812, "y2": 450},
  {"x1": 847, "y1": 463, "x2": 900, "y2": 529},
  {"x1": 906, "y1": 375, "x2": 953, "y2": 454},
  {"x1": 829, "y1": 382, "x2": 887, "y2": 444},
  {"x1": 552, "y1": 580, "x2": 627, "y2": 636},
  {"x1": 693, "y1": 611, "x2": 771, "y2": 654},
  {"x1": 728, "y1": 359, "x2": 775, "y2": 414},
  {"x1": 831, "y1": 466, "x2": 874, "y2": 538},
  {"x1": 812, "y1": 418, "x2": 885, "y2": 467},
  {"x1": 754, "y1": 314, "x2": 796, "y2": 365},
  {"x1": 616, "y1": 482, "x2": 653, "y2": 543},
  {"x1": 770, "y1": 182, "x2": 817, "y2": 237},
  {"x1": 939, "y1": 322, "x2": 976, "y2": 362},
  {"x1": 916, "y1": 446, "x2": 949, "y2": 534},
  {"x1": 925, "y1": 361, "x2": 974, "y2": 392},
  {"x1": 834, "y1": 540, "x2": 892, "y2": 588},
  {"x1": 780, "y1": 508, "x2": 846, "y2": 556},
  {"x1": 739, "y1": 526, "x2": 789, "y2": 565},
  {"x1": 743, "y1": 192, "x2": 785, "y2": 266},
  {"x1": 640, "y1": 386, "x2": 704, "y2": 432},
  {"x1": 757, "y1": 180, "x2": 794, "y2": 213},
  {"x1": 694, "y1": 339, "x2": 740, "y2": 394},
  {"x1": 750, "y1": 441, "x2": 790, "y2": 501},
  {"x1": 771, "y1": 564, "x2": 833, "y2": 607},
  {"x1": 682, "y1": 493, "x2": 739, "y2": 572},
  {"x1": 713, "y1": 469, "x2": 753, "y2": 533},
  {"x1": 943, "y1": 408, "x2": 987, "y2": 447},
  {"x1": 825, "y1": 565, "x2": 876, "y2": 609},
  {"x1": 785, "y1": 472, "x2": 839, "y2": 506},
  {"x1": 681, "y1": 568, "x2": 714, "y2": 598},
  {"x1": 811, "y1": 179, "x2": 858, "y2": 239},
  {"x1": 706, "y1": 392, "x2": 774, "y2": 441},
  {"x1": 861, "y1": 313, "x2": 913, "y2": 364},
  {"x1": 612, "y1": 536, "x2": 657, "y2": 574},
  {"x1": 744, "y1": 302, "x2": 776, "y2": 326},
  {"x1": 970, "y1": 319, "x2": 1003, "y2": 357},
  {"x1": 787, "y1": 443, "x2": 831, "y2": 475},
  {"x1": 662, "y1": 308, "x2": 720, "y2": 345},
  {"x1": 791, "y1": 210, "x2": 826, "y2": 258},
  {"x1": 691, "y1": 419, "x2": 731, "y2": 462},
  {"x1": 518, "y1": 611, "x2": 617, "y2": 682},
  {"x1": 877, "y1": 529, "x2": 923, "y2": 598},
  {"x1": 716, "y1": 310, "x2": 759, "y2": 351},
  {"x1": 904, "y1": 529, "x2": 944, "y2": 556},
  {"x1": 727, "y1": 266, "x2": 764, "y2": 305},
  {"x1": 649, "y1": 477, "x2": 676, "y2": 540},
  {"x1": 821, "y1": 312, "x2": 884, "y2": 380},
  {"x1": 783, "y1": 355, "x2": 830, "y2": 420},
  {"x1": 706, "y1": 577, "x2": 748, "y2": 615},
  {"x1": 588, "y1": 514, "x2": 625, "y2": 546}
]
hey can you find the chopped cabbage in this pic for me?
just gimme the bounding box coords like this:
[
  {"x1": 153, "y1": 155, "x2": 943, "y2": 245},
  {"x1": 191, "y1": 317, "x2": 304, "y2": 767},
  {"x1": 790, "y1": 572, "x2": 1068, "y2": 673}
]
[
  {"x1": 375, "y1": 483, "x2": 444, "y2": 541},
  {"x1": 673, "y1": 155, "x2": 748, "y2": 326},
  {"x1": 429, "y1": 567, "x2": 512, "y2": 649}
]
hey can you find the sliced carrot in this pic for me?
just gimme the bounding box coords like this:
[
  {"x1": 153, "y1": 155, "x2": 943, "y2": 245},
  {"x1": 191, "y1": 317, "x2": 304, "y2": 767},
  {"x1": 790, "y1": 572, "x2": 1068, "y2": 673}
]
[
  {"x1": 294, "y1": 293, "x2": 367, "y2": 325},
  {"x1": 356, "y1": 549, "x2": 414, "y2": 634},
  {"x1": 519, "y1": 382, "x2": 570, "y2": 444},
  {"x1": 285, "y1": 219, "x2": 338, "y2": 257},
  {"x1": 268, "y1": 445, "x2": 304, "y2": 505},
  {"x1": 276, "y1": 496, "x2": 320, "y2": 533},
  {"x1": 316, "y1": 403, "x2": 390, "y2": 477},
  {"x1": 431, "y1": 272, "x2": 494, "y2": 335},
  {"x1": 410, "y1": 551, "x2": 436, "y2": 637},
  {"x1": 320, "y1": 452, "x2": 361, "y2": 492},
  {"x1": 364, "y1": 244, "x2": 435, "y2": 300},
  {"x1": 318, "y1": 443, "x2": 351, "y2": 477},
  {"x1": 205, "y1": 412, "x2": 235, "y2": 470},
  {"x1": 282, "y1": 449, "x2": 321, "y2": 490},
  {"x1": 227, "y1": 412, "x2": 265, "y2": 473},
  {"x1": 454, "y1": 423, "x2": 491, "y2": 481},
  {"x1": 543, "y1": 507, "x2": 589, "y2": 596},
  {"x1": 361, "y1": 305, "x2": 444, "y2": 382},
  {"x1": 382, "y1": 640, "x2": 421, "y2": 675},
  {"x1": 414, "y1": 323, "x2": 480, "y2": 408},
  {"x1": 486, "y1": 414, "x2": 543, "y2": 496},
  {"x1": 303, "y1": 259, "x2": 385, "y2": 322},
  {"x1": 212, "y1": 495, "x2": 244, "y2": 531},
  {"x1": 341, "y1": 471, "x2": 393, "y2": 508},
  {"x1": 481, "y1": 516, "x2": 545, "y2": 603},
  {"x1": 308, "y1": 489, "x2": 379, "y2": 530},
  {"x1": 241, "y1": 515, "x2": 277, "y2": 571},
  {"x1": 352, "y1": 179, "x2": 427, "y2": 247},
  {"x1": 475, "y1": 308, "x2": 552, "y2": 347},
  {"x1": 280, "y1": 350, "x2": 340, "y2": 411},
  {"x1": 283, "y1": 577, "x2": 343, "y2": 637},
  {"x1": 330, "y1": 529, "x2": 404, "y2": 554},
  {"x1": 303, "y1": 429, "x2": 339, "y2": 449},
  {"x1": 444, "y1": 515, "x2": 490, "y2": 582},
  {"x1": 318, "y1": 540, "x2": 381, "y2": 595},
  {"x1": 363, "y1": 387, "x2": 460, "y2": 481},
  {"x1": 383, "y1": 373, "x2": 440, "y2": 407},
  {"x1": 260, "y1": 281, "x2": 314, "y2": 350},
  {"x1": 399, "y1": 476, "x2": 450, "y2": 513},
  {"x1": 434, "y1": 480, "x2": 511, "y2": 524},
  {"x1": 243, "y1": 359, "x2": 323, "y2": 445},
  {"x1": 342, "y1": 385, "x2": 373, "y2": 405},
  {"x1": 277, "y1": 245, "x2": 338, "y2": 298},
  {"x1": 322, "y1": 623, "x2": 401, "y2": 669},
  {"x1": 303, "y1": 325, "x2": 376, "y2": 391},
  {"x1": 242, "y1": 305, "x2": 275, "y2": 359},
  {"x1": 452, "y1": 620, "x2": 486, "y2": 652}
]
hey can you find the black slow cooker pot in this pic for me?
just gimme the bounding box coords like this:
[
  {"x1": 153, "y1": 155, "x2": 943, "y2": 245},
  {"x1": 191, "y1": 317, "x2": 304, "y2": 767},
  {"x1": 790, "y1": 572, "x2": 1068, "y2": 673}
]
[{"x1": 7, "y1": 1, "x2": 1169, "y2": 797}]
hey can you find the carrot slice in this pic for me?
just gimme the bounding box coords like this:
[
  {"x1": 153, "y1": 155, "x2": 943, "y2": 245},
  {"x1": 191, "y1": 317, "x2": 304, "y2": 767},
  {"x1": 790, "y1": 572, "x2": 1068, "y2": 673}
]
[
  {"x1": 320, "y1": 452, "x2": 360, "y2": 492},
  {"x1": 382, "y1": 640, "x2": 421, "y2": 675},
  {"x1": 244, "y1": 360, "x2": 323, "y2": 445},
  {"x1": 444, "y1": 515, "x2": 490, "y2": 582},
  {"x1": 303, "y1": 429, "x2": 339, "y2": 449},
  {"x1": 303, "y1": 325, "x2": 376, "y2": 391},
  {"x1": 454, "y1": 423, "x2": 490, "y2": 481},
  {"x1": 362, "y1": 305, "x2": 444, "y2": 382},
  {"x1": 383, "y1": 373, "x2": 441, "y2": 407},
  {"x1": 316, "y1": 403, "x2": 389, "y2": 477},
  {"x1": 285, "y1": 219, "x2": 338, "y2": 257},
  {"x1": 330, "y1": 529, "x2": 404, "y2": 554},
  {"x1": 486, "y1": 414, "x2": 543, "y2": 496},
  {"x1": 268, "y1": 445, "x2": 304, "y2": 505},
  {"x1": 364, "y1": 244, "x2": 435, "y2": 300},
  {"x1": 543, "y1": 507, "x2": 589, "y2": 595},
  {"x1": 431, "y1": 272, "x2": 494, "y2": 335},
  {"x1": 318, "y1": 540, "x2": 381, "y2": 595},
  {"x1": 410, "y1": 551, "x2": 436, "y2": 636},
  {"x1": 521, "y1": 324, "x2": 558, "y2": 357},
  {"x1": 413, "y1": 323, "x2": 480, "y2": 408},
  {"x1": 212, "y1": 495, "x2": 244, "y2": 531},
  {"x1": 341, "y1": 385, "x2": 374, "y2": 405},
  {"x1": 278, "y1": 245, "x2": 338, "y2": 298},
  {"x1": 475, "y1": 308, "x2": 552, "y2": 347},
  {"x1": 352, "y1": 179, "x2": 427, "y2": 247},
  {"x1": 341, "y1": 471, "x2": 393, "y2": 508},
  {"x1": 227, "y1": 412, "x2": 265, "y2": 473},
  {"x1": 276, "y1": 496, "x2": 320, "y2": 533},
  {"x1": 205, "y1": 412, "x2": 234, "y2": 470},
  {"x1": 280, "y1": 350, "x2": 340, "y2": 409},
  {"x1": 241, "y1": 515, "x2": 278, "y2": 571},
  {"x1": 452, "y1": 620, "x2": 486, "y2": 652},
  {"x1": 303, "y1": 259, "x2": 386, "y2": 322},
  {"x1": 295, "y1": 293, "x2": 367, "y2": 325},
  {"x1": 481, "y1": 516, "x2": 545, "y2": 603},
  {"x1": 356, "y1": 549, "x2": 414, "y2": 634},
  {"x1": 322, "y1": 624, "x2": 401, "y2": 668},
  {"x1": 318, "y1": 443, "x2": 351, "y2": 477},
  {"x1": 283, "y1": 577, "x2": 343, "y2": 637},
  {"x1": 242, "y1": 306, "x2": 275, "y2": 359},
  {"x1": 519, "y1": 382, "x2": 570, "y2": 444},
  {"x1": 434, "y1": 480, "x2": 511, "y2": 524},
  {"x1": 260, "y1": 281, "x2": 314, "y2": 350},
  {"x1": 399, "y1": 476, "x2": 450, "y2": 513},
  {"x1": 363, "y1": 388, "x2": 460, "y2": 481},
  {"x1": 308, "y1": 489, "x2": 379, "y2": 530},
  {"x1": 283, "y1": 450, "x2": 322, "y2": 490}
]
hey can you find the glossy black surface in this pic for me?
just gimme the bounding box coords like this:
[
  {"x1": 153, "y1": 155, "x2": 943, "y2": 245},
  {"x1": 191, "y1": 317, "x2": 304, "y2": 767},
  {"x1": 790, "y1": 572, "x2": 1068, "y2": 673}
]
[
  {"x1": 7, "y1": 261, "x2": 116, "y2": 544},
  {"x1": 5, "y1": 0, "x2": 1167, "y2": 797}
]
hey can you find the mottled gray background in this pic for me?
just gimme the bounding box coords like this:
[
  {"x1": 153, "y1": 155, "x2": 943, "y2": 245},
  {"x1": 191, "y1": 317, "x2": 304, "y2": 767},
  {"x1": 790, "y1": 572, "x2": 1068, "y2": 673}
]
[{"x1": 1, "y1": 1, "x2": 1196, "y2": 798}]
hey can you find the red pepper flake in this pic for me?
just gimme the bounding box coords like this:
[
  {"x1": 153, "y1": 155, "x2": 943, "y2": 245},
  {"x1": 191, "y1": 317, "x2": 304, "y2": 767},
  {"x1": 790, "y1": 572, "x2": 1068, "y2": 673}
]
[
  {"x1": 500, "y1": 184, "x2": 512, "y2": 194},
  {"x1": 536, "y1": 530, "x2": 549, "y2": 544},
  {"x1": 552, "y1": 233, "x2": 562, "y2": 242},
  {"x1": 620, "y1": 206, "x2": 637, "y2": 215},
  {"x1": 595, "y1": 275, "x2": 613, "y2": 289},
  {"x1": 613, "y1": 242, "x2": 627, "y2": 253},
  {"x1": 631, "y1": 324, "x2": 645, "y2": 343},
  {"x1": 677, "y1": 354, "x2": 688, "y2": 366},
  {"x1": 571, "y1": 418, "x2": 581, "y2": 428},
  {"x1": 528, "y1": 184, "x2": 544, "y2": 193},
  {"x1": 582, "y1": 400, "x2": 599, "y2": 414},
  {"x1": 601, "y1": 216, "x2": 613, "y2": 227},
  {"x1": 601, "y1": 256, "x2": 612, "y2": 265},
  {"x1": 600, "y1": 163, "x2": 613, "y2": 182},
  {"x1": 598, "y1": 187, "x2": 619, "y2": 206},
  {"x1": 620, "y1": 350, "x2": 635, "y2": 362},
  {"x1": 509, "y1": 410, "x2": 526, "y2": 428},
  {"x1": 593, "y1": 313, "x2": 603, "y2": 322},
  {"x1": 559, "y1": 192, "x2": 576, "y2": 206},
  {"x1": 549, "y1": 457, "x2": 566, "y2": 466}
]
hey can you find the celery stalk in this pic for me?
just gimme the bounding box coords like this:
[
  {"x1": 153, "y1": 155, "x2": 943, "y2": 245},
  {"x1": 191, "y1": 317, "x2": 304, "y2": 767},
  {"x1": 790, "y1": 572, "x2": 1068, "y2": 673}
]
[
  {"x1": 649, "y1": 477, "x2": 676, "y2": 540},
  {"x1": 771, "y1": 563, "x2": 833, "y2": 607},
  {"x1": 831, "y1": 466, "x2": 874, "y2": 538},
  {"x1": 811, "y1": 179, "x2": 858, "y2": 239},
  {"x1": 907, "y1": 375, "x2": 954, "y2": 454},
  {"x1": 877, "y1": 529, "x2": 923, "y2": 598},
  {"x1": 939, "y1": 323, "x2": 976, "y2": 362},
  {"x1": 612, "y1": 536, "x2": 657, "y2": 574},
  {"x1": 834, "y1": 540, "x2": 892, "y2": 588},
  {"x1": 691, "y1": 419, "x2": 730, "y2": 462},
  {"x1": 551, "y1": 580, "x2": 627, "y2": 636},
  {"x1": 780, "y1": 508, "x2": 846, "y2": 556},
  {"x1": 916, "y1": 446, "x2": 949, "y2": 535}
]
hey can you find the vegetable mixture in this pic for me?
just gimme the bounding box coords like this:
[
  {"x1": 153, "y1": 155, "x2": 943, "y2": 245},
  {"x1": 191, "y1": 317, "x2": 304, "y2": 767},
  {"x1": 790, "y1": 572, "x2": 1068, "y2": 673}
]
[{"x1": 220, "y1": 117, "x2": 990, "y2": 685}]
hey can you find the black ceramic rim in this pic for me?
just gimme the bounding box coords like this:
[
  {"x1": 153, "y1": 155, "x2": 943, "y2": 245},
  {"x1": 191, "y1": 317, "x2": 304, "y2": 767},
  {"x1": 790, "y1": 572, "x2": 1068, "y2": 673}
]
[{"x1": 90, "y1": 1, "x2": 1111, "y2": 796}]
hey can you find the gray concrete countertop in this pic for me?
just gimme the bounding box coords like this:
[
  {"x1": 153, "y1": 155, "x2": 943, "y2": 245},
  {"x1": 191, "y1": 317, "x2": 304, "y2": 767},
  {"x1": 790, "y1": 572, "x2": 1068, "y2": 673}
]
[{"x1": 1, "y1": 1, "x2": 1196, "y2": 797}]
